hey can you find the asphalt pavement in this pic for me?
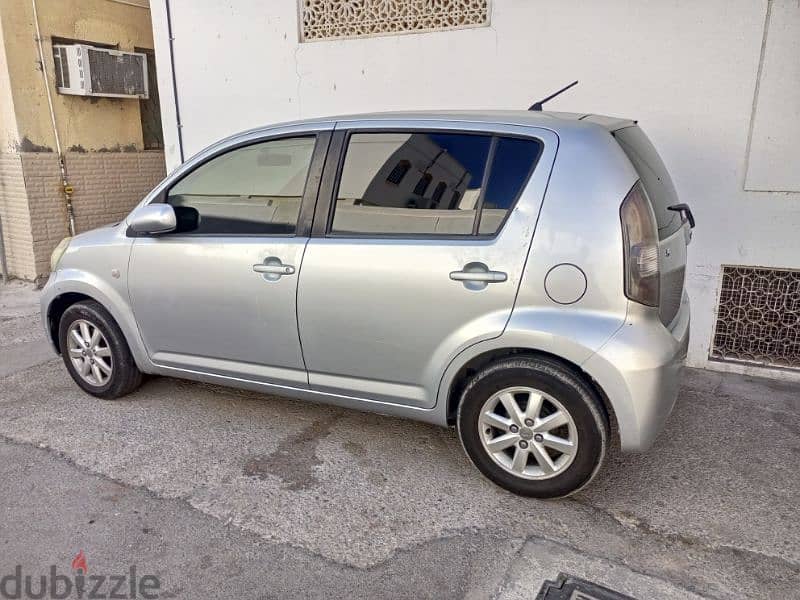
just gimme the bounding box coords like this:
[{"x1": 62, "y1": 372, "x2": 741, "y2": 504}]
[{"x1": 1, "y1": 281, "x2": 798, "y2": 599}]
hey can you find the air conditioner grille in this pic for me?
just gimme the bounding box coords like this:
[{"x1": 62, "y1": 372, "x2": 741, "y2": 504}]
[
  {"x1": 711, "y1": 265, "x2": 800, "y2": 369},
  {"x1": 53, "y1": 46, "x2": 70, "y2": 88},
  {"x1": 87, "y1": 48, "x2": 145, "y2": 96}
]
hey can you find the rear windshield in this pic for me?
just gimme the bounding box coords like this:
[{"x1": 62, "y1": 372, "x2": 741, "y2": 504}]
[{"x1": 614, "y1": 126, "x2": 680, "y2": 240}]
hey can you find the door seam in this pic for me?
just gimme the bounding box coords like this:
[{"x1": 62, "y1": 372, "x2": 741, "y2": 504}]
[{"x1": 294, "y1": 238, "x2": 311, "y2": 386}]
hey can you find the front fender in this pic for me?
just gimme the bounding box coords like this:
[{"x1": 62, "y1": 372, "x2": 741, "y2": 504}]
[{"x1": 40, "y1": 268, "x2": 152, "y2": 372}]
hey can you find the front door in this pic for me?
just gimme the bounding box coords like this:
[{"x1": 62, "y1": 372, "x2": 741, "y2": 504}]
[
  {"x1": 297, "y1": 122, "x2": 557, "y2": 408},
  {"x1": 128, "y1": 132, "x2": 328, "y2": 388}
]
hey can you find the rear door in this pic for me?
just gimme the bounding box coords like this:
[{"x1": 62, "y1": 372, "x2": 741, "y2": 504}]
[
  {"x1": 296, "y1": 120, "x2": 557, "y2": 408},
  {"x1": 614, "y1": 125, "x2": 691, "y2": 327}
]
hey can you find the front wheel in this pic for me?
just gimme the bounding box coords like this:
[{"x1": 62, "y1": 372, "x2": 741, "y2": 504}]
[
  {"x1": 58, "y1": 300, "x2": 143, "y2": 399},
  {"x1": 457, "y1": 356, "x2": 608, "y2": 498}
]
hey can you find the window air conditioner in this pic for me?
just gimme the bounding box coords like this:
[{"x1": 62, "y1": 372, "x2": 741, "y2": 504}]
[{"x1": 52, "y1": 44, "x2": 148, "y2": 99}]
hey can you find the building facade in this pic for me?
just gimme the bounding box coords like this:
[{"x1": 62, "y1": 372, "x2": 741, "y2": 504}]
[
  {"x1": 138, "y1": 1, "x2": 800, "y2": 381},
  {"x1": 0, "y1": 0, "x2": 165, "y2": 281}
]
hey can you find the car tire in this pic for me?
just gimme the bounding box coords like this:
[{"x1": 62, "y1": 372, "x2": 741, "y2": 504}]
[
  {"x1": 58, "y1": 300, "x2": 143, "y2": 399},
  {"x1": 457, "y1": 355, "x2": 608, "y2": 498}
]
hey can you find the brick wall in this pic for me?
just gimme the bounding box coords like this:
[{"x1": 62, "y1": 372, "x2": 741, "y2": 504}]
[
  {"x1": 20, "y1": 153, "x2": 68, "y2": 278},
  {"x1": 66, "y1": 152, "x2": 166, "y2": 233},
  {"x1": 0, "y1": 151, "x2": 165, "y2": 281},
  {"x1": 0, "y1": 153, "x2": 36, "y2": 279}
]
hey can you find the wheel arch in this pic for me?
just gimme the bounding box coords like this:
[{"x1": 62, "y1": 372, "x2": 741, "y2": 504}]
[
  {"x1": 46, "y1": 291, "x2": 94, "y2": 353},
  {"x1": 41, "y1": 273, "x2": 151, "y2": 372},
  {"x1": 442, "y1": 346, "x2": 617, "y2": 441}
]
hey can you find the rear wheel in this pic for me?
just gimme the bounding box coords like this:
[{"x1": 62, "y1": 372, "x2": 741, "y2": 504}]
[
  {"x1": 457, "y1": 356, "x2": 608, "y2": 498},
  {"x1": 58, "y1": 300, "x2": 142, "y2": 399}
]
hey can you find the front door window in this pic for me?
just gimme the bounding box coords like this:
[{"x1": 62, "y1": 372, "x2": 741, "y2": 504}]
[{"x1": 166, "y1": 136, "x2": 317, "y2": 235}]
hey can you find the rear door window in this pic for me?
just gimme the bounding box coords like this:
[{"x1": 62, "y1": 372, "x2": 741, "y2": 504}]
[
  {"x1": 330, "y1": 132, "x2": 542, "y2": 237},
  {"x1": 614, "y1": 126, "x2": 681, "y2": 240},
  {"x1": 332, "y1": 132, "x2": 491, "y2": 236}
]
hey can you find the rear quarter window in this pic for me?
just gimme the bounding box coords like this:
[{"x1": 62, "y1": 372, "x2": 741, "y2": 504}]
[
  {"x1": 478, "y1": 136, "x2": 542, "y2": 235},
  {"x1": 614, "y1": 126, "x2": 681, "y2": 240}
]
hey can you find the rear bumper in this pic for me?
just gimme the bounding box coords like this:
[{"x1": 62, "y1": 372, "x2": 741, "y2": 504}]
[{"x1": 583, "y1": 293, "x2": 690, "y2": 451}]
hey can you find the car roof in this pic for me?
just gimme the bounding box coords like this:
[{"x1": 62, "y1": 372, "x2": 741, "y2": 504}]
[
  {"x1": 201, "y1": 110, "x2": 639, "y2": 161},
  {"x1": 358, "y1": 110, "x2": 632, "y2": 128},
  {"x1": 324, "y1": 109, "x2": 590, "y2": 125},
  {"x1": 236, "y1": 110, "x2": 636, "y2": 137}
]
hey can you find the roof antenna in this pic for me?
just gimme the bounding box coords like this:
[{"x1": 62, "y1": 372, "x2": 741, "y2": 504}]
[{"x1": 529, "y1": 80, "x2": 579, "y2": 111}]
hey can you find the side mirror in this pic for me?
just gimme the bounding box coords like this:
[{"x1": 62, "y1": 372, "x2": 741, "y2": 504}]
[{"x1": 129, "y1": 204, "x2": 176, "y2": 234}]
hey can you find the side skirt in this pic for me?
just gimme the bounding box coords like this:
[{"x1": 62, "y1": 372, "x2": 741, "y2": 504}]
[{"x1": 147, "y1": 364, "x2": 447, "y2": 426}]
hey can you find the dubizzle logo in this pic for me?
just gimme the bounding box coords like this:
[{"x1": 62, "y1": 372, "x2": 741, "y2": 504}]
[
  {"x1": 70, "y1": 551, "x2": 88, "y2": 575},
  {"x1": 0, "y1": 551, "x2": 161, "y2": 599}
]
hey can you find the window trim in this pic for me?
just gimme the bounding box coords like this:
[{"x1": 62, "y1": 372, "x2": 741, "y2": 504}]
[
  {"x1": 130, "y1": 132, "x2": 330, "y2": 239},
  {"x1": 312, "y1": 128, "x2": 543, "y2": 241},
  {"x1": 471, "y1": 136, "x2": 498, "y2": 235}
]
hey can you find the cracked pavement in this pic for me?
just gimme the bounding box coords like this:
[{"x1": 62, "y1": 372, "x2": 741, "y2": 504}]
[{"x1": 1, "y1": 281, "x2": 798, "y2": 598}]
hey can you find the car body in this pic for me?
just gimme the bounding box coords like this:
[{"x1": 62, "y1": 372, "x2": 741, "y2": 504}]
[{"x1": 41, "y1": 110, "x2": 691, "y2": 497}]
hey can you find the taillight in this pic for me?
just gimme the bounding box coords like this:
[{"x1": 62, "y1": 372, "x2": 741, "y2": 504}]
[{"x1": 620, "y1": 181, "x2": 660, "y2": 306}]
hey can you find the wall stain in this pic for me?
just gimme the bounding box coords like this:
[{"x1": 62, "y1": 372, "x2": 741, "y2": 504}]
[{"x1": 16, "y1": 136, "x2": 53, "y2": 152}]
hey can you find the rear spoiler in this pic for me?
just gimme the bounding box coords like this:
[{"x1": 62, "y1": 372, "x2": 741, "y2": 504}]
[{"x1": 579, "y1": 114, "x2": 638, "y2": 132}]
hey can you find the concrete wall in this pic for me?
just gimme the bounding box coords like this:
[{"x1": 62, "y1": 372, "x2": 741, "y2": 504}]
[
  {"x1": 0, "y1": 0, "x2": 155, "y2": 152},
  {"x1": 744, "y1": 2, "x2": 800, "y2": 192},
  {"x1": 150, "y1": 1, "x2": 800, "y2": 378},
  {"x1": 0, "y1": 18, "x2": 18, "y2": 153}
]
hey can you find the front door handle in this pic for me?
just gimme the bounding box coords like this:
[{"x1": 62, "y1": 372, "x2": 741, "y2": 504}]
[
  {"x1": 450, "y1": 262, "x2": 507, "y2": 290},
  {"x1": 253, "y1": 257, "x2": 295, "y2": 281},
  {"x1": 253, "y1": 264, "x2": 295, "y2": 275}
]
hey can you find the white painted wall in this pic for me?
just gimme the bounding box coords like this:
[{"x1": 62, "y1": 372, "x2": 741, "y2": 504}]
[
  {"x1": 149, "y1": 0, "x2": 800, "y2": 379},
  {"x1": 745, "y1": 1, "x2": 800, "y2": 192}
]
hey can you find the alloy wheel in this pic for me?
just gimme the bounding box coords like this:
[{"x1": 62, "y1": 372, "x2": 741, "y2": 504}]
[
  {"x1": 67, "y1": 319, "x2": 113, "y2": 386},
  {"x1": 478, "y1": 386, "x2": 578, "y2": 480}
]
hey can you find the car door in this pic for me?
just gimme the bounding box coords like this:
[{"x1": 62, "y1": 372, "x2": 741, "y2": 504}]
[
  {"x1": 297, "y1": 120, "x2": 557, "y2": 408},
  {"x1": 127, "y1": 125, "x2": 331, "y2": 388}
]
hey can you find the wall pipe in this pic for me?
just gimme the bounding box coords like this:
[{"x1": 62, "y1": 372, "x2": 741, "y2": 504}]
[
  {"x1": 165, "y1": 0, "x2": 185, "y2": 163},
  {"x1": 31, "y1": 0, "x2": 75, "y2": 235}
]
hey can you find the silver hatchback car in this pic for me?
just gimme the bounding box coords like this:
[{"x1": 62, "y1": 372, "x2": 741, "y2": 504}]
[{"x1": 41, "y1": 111, "x2": 692, "y2": 498}]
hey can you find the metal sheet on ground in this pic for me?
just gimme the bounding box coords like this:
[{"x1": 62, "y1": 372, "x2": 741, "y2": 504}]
[{"x1": 537, "y1": 574, "x2": 636, "y2": 600}]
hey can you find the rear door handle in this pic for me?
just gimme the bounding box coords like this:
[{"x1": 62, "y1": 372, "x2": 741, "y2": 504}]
[
  {"x1": 449, "y1": 270, "x2": 507, "y2": 283},
  {"x1": 450, "y1": 262, "x2": 508, "y2": 290}
]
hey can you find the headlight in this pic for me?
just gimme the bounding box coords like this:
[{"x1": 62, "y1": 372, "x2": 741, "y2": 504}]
[{"x1": 50, "y1": 237, "x2": 72, "y2": 271}]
